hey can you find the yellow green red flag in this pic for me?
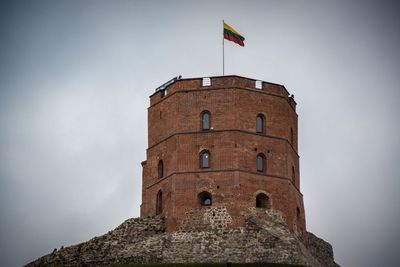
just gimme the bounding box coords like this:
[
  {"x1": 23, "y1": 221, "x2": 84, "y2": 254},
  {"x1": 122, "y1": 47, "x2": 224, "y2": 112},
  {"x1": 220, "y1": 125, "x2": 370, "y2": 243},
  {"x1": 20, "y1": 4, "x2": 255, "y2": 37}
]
[{"x1": 223, "y1": 22, "x2": 245, "y2": 47}]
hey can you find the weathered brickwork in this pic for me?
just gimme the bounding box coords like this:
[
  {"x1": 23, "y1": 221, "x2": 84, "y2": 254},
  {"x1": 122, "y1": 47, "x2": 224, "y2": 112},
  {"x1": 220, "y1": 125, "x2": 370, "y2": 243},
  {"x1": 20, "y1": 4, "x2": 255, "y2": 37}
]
[
  {"x1": 25, "y1": 210, "x2": 339, "y2": 267},
  {"x1": 141, "y1": 76, "x2": 304, "y2": 238}
]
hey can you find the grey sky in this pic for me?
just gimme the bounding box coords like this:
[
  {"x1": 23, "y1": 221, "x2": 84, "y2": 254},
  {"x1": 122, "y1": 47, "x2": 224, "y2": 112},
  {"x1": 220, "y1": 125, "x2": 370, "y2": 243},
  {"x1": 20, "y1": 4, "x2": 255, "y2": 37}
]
[{"x1": 1, "y1": 1, "x2": 399, "y2": 266}]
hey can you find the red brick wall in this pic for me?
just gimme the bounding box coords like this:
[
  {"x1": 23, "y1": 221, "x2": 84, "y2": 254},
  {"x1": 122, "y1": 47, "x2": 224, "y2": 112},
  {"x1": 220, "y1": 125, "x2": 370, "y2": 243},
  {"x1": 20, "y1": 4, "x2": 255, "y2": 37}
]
[{"x1": 141, "y1": 76, "x2": 305, "y2": 238}]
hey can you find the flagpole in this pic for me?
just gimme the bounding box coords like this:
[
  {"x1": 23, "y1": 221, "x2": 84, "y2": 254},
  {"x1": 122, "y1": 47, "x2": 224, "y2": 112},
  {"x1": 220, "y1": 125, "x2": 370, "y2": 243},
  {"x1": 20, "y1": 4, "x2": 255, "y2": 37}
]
[{"x1": 222, "y1": 20, "x2": 225, "y2": 76}]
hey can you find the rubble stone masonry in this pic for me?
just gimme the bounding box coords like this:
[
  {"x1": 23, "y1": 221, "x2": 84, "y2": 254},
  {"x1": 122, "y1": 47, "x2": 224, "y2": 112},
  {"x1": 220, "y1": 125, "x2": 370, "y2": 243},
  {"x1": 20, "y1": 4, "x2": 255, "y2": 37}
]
[{"x1": 25, "y1": 209, "x2": 339, "y2": 267}]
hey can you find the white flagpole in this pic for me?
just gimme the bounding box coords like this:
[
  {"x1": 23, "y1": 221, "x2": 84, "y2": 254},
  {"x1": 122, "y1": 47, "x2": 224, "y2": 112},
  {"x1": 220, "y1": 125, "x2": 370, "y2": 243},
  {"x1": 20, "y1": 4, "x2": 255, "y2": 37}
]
[{"x1": 222, "y1": 20, "x2": 225, "y2": 76}]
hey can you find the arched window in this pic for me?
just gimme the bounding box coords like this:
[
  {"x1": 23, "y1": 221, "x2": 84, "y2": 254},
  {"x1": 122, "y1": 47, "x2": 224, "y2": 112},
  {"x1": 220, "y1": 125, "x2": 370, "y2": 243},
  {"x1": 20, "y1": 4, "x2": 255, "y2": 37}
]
[
  {"x1": 158, "y1": 160, "x2": 164, "y2": 178},
  {"x1": 200, "y1": 150, "x2": 210, "y2": 168},
  {"x1": 156, "y1": 190, "x2": 163, "y2": 215},
  {"x1": 256, "y1": 114, "x2": 265, "y2": 134},
  {"x1": 296, "y1": 206, "x2": 301, "y2": 219},
  {"x1": 201, "y1": 111, "x2": 211, "y2": 130},
  {"x1": 256, "y1": 153, "x2": 266, "y2": 173},
  {"x1": 256, "y1": 193, "x2": 270, "y2": 209},
  {"x1": 290, "y1": 128, "x2": 294, "y2": 145},
  {"x1": 198, "y1": 191, "x2": 212, "y2": 206}
]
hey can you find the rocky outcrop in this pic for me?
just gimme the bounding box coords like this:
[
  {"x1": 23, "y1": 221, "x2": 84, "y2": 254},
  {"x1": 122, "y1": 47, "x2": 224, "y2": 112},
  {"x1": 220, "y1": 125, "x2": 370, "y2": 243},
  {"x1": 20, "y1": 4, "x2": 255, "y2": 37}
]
[{"x1": 25, "y1": 209, "x2": 339, "y2": 267}]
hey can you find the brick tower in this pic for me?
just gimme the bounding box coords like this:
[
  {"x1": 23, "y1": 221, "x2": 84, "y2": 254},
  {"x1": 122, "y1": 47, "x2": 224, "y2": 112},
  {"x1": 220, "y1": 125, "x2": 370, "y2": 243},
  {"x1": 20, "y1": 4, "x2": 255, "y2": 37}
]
[{"x1": 140, "y1": 75, "x2": 305, "y2": 239}]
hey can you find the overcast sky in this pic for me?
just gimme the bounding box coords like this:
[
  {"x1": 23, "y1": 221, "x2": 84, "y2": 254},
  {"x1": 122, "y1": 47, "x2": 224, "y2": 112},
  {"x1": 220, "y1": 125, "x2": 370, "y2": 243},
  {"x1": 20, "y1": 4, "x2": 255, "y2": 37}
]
[{"x1": 1, "y1": 1, "x2": 400, "y2": 266}]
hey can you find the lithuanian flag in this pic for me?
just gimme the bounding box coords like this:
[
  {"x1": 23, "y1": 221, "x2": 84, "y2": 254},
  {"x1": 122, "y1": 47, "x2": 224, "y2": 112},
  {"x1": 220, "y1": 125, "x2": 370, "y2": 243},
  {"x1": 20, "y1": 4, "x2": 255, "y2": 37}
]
[{"x1": 223, "y1": 22, "x2": 245, "y2": 47}]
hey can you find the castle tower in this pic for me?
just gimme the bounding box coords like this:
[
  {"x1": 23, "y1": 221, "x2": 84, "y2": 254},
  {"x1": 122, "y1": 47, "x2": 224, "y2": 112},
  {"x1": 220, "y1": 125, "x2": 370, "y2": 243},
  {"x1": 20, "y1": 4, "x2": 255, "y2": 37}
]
[{"x1": 140, "y1": 76, "x2": 305, "y2": 239}]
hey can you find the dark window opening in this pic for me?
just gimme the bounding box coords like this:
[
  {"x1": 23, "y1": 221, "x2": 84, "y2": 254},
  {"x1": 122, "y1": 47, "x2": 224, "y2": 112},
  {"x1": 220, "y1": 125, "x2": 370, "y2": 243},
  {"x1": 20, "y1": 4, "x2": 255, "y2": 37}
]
[
  {"x1": 290, "y1": 128, "x2": 294, "y2": 145},
  {"x1": 292, "y1": 166, "x2": 295, "y2": 183},
  {"x1": 156, "y1": 190, "x2": 163, "y2": 215},
  {"x1": 158, "y1": 160, "x2": 164, "y2": 178},
  {"x1": 198, "y1": 191, "x2": 212, "y2": 206},
  {"x1": 297, "y1": 206, "x2": 301, "y2": 219},
  {"x1": 201, "y1": 111, "x2": 211, "y2": 130},
  {"x1": 257, "y1": 153, "x2": 266, "y2": 173},
  {"x1": 200, "y1": 150, "x2": 210, "y2": 168},
  {"x1": 256, "y1": 114, "x2": 265, "y2": 134},
  {"x1": 256, "y1": 193, "x2": 270, "y2": 209}
]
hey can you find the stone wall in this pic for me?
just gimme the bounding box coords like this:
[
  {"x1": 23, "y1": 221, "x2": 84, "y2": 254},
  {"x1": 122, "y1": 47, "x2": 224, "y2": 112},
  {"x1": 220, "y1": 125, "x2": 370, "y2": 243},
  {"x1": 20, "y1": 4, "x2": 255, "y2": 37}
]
[
  {"x1": 179, "y1": 206, "x2": 233, "y2": 231},
  {"x1": 306, "y1": 232, "x2": 340, "y2": 267},
  {"x1": 25, "y1": 216, "x2": 166, "y2": 266},
  {"x1": 25, "y1": 209, "x2": 339, "y2": 267}
]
